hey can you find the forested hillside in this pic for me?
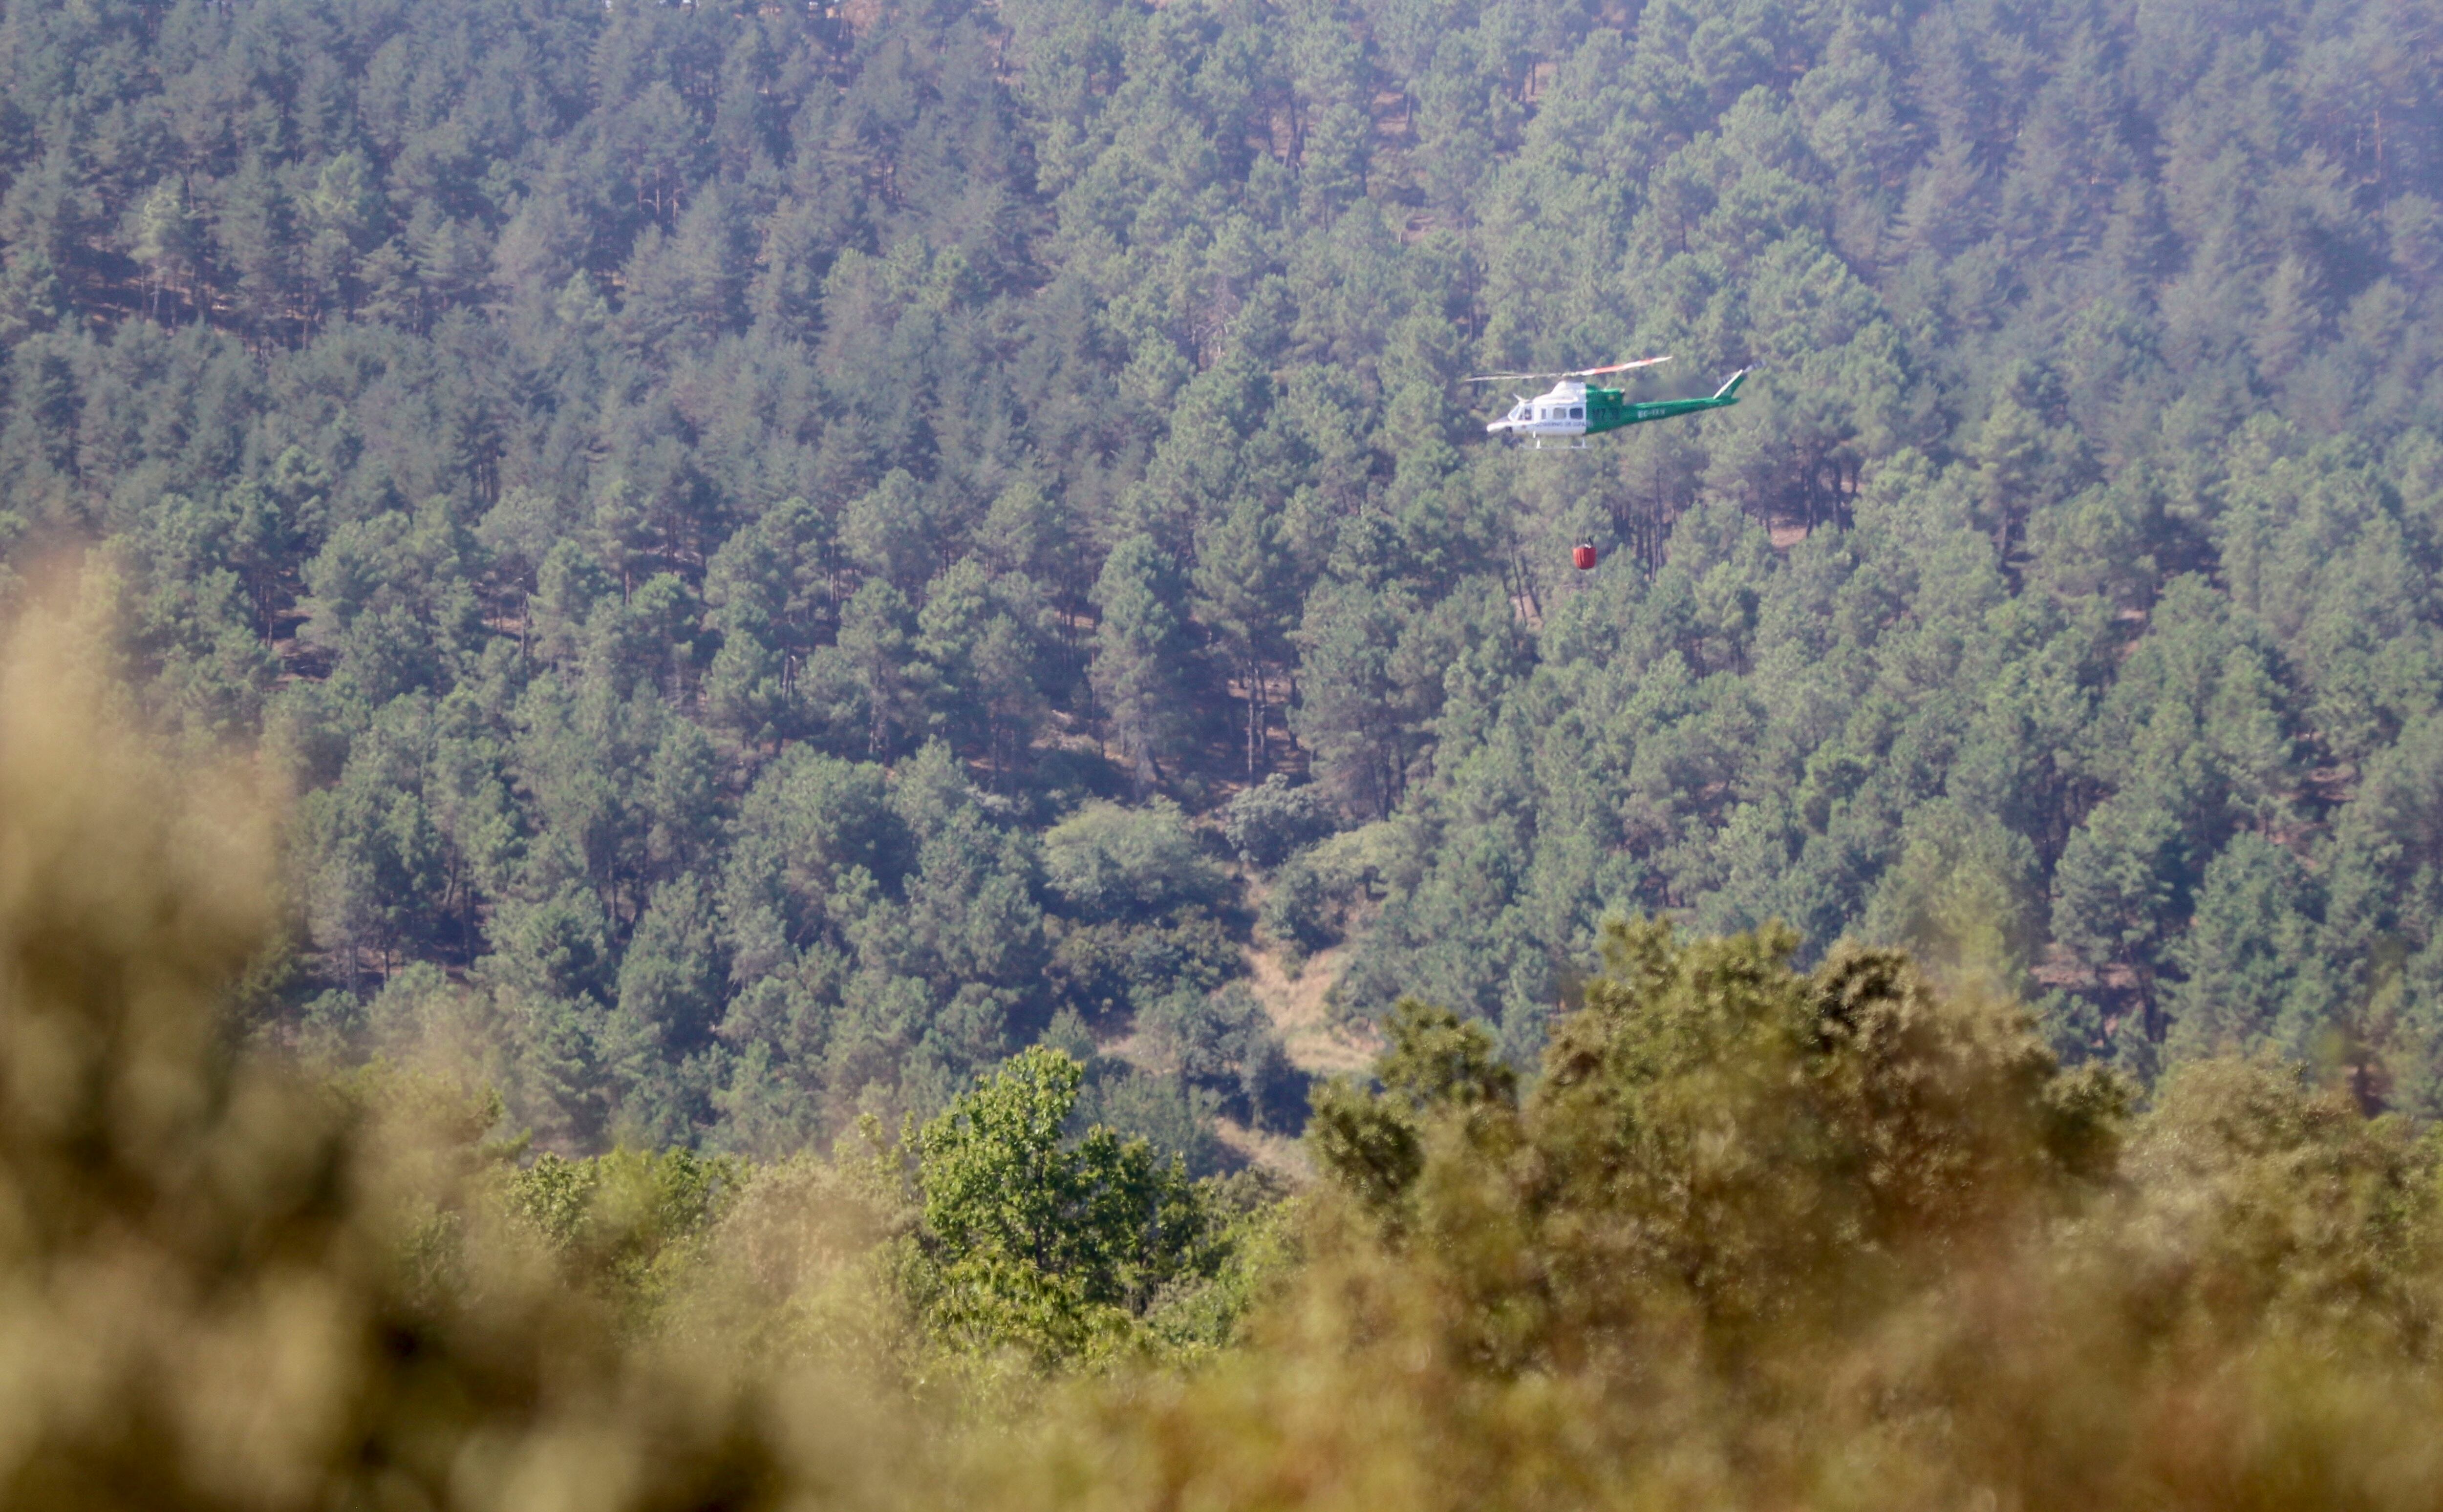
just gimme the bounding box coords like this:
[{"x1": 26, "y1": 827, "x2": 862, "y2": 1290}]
[{"x1": 0, "y1": 0, "x2": 2436, "y2": 1153}]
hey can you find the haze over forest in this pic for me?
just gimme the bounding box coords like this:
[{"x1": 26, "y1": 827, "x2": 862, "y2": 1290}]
[
  {"x1": 7, "y1": 0, "x2": 2443, "y2": 1508},
  {"x1": 0, "y1": 0, "x2": 2437, "y2": 1163}
]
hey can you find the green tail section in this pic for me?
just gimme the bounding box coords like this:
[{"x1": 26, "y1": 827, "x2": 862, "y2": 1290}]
[{"x1": 1578, "y1": 369, "x2": 1752, "y2": 436}]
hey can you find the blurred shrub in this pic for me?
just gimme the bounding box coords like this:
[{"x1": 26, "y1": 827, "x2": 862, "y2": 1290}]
[
  {"x1": 503, "y1": 1146, "x2": 747, "y2": 1315},
  {"x1": 0, "y1": 594, "x2": 918, "y2": 1511},
  {"x1": 1011, "y1": 921, "x2": 2443, "y2": 1512}
]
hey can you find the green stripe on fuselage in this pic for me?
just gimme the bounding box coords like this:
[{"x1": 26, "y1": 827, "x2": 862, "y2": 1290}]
[{"x1": 1582, "y1": 384, "x2": 1739, "y2": 435}]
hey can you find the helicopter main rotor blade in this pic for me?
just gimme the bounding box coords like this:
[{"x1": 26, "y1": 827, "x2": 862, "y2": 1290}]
[
  {"x1": 1461, "y1": 355, "x2": 1673, "y2": 383},
  {"x1": 1568, "y1": 355, "x2": 1672, "y2": 376}
]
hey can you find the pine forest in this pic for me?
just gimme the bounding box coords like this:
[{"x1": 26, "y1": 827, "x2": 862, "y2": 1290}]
[{"x1": 0, "y1": 0, "x2": 2440, "y2": 1504}]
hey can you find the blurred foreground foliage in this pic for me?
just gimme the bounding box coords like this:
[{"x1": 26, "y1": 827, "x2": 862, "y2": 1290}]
[
  {"x1": 17, "y1": 595, "x2": 2443, "y2": 1511},
  {"x1": 0, "y1": 588, "x2": 1285, "y2": 1509}
]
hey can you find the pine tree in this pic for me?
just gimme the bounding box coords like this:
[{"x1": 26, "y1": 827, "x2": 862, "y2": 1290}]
[{"x1": 1091, "y1": 536, "x2": 1191, "y2": 792}]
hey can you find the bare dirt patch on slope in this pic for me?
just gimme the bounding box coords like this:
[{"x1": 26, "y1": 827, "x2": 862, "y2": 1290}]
[{"x1": 1243, "y1": 943, "x2": 1379, "y2": 1078}]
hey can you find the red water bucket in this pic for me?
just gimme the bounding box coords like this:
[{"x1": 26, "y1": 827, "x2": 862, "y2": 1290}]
[{"x1": 1572, "y1": 543, "x2": 1598, "y2": 571}]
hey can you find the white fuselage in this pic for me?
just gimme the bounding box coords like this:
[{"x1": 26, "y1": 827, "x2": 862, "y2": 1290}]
[{"x1": 1486, "y1": 380, "x2": 1589, "y2": 439}]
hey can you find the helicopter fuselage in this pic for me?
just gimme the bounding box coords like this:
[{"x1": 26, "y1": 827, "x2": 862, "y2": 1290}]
[{"x1": 1486, "y1": 370, "x2": 1748, "y2": 447}]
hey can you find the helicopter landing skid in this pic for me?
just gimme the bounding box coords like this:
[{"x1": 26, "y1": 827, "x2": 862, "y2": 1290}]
[{"x1": 1525, "y1": 438, "x2": 1588, "y2": 450}]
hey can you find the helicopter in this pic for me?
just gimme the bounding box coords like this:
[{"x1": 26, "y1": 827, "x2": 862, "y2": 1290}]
[
  {"x1": 1469, "y1": 356, "x2": 1750, "y2": 448},
  {"x1": 1467, "y1": 356, "x2": 1754, "y2": 571}
]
